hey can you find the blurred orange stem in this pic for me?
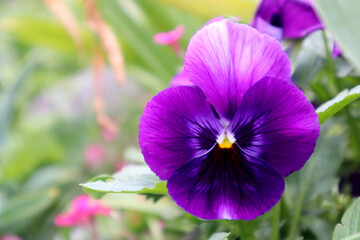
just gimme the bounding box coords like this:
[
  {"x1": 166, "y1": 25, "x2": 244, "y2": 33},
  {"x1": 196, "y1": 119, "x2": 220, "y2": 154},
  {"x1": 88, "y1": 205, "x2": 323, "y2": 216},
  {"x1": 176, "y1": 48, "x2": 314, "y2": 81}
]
[
  {"x1": 43, "y1": 0, "x2": 82, "y2": 50},
  {"x1": 92, "y1": 51, "x2": 118, "y2": 137},
  {"x1": 84, "y1": 0, "x2": 126, "y2": 85}
]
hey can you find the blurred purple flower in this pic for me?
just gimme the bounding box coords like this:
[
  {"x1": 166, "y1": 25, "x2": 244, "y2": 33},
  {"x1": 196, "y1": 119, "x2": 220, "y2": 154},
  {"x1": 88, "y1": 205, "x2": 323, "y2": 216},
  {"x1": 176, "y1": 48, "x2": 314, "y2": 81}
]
[
  {"x1": 252, "y1": 0, "x2": 324, "y2": 41},
  {"x1": 54, "y1": 194, "x2": 111, "y2": 227},
  {"x1": 139, "y1": 20, "x2": 320, "y2": 220},
  {"x1": 332, "y1": 42, "x2": 342, "y2": 58}
]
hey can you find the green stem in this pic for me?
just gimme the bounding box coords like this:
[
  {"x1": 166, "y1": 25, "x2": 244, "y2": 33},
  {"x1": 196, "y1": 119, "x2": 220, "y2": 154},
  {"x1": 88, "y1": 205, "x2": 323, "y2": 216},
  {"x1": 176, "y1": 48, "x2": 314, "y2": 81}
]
[
  {"x1": 270, "y1": 201, "x2": 281, "y2": 240},
  {"x1": 345, "y1": 108, "x2": 360, "y2": 161},
  {"x1": 287, "y1": 185, "x2": 306, "y2": 240},
  {"x1": 322, "y1": 31, "x2": 360, "y2": 161},
  {"x1": 230, "y1": 220, "x2": 254, "y2": 240},
  {"x1": 321, "y1": 31, "x2": 340, "y2": 90}
]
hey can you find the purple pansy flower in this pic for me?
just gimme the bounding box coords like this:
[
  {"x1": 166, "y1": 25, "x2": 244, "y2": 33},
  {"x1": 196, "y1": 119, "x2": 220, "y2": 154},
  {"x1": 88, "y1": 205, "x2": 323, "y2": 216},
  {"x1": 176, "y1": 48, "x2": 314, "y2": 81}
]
[
  {"x1": 139, "y1": 20, "x2": 320, "y2": 220},
  {"x1": 253, "y1": 0, "x2": 324, "y2": 41}
]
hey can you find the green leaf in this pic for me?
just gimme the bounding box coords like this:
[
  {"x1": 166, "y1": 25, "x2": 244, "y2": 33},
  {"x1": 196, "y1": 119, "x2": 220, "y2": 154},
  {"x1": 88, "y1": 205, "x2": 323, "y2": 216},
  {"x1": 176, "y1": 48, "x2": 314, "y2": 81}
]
[
  {"x1": 1, "y1": 130, "x2": 64, "y2": 181},
  {"x1": 315, "y1": 0, "x2": 360, "y2": 72},
  {"x1": 102, "y1": 193, "x2": 182, "y2": 220},
  {"x1": 1, "y1": 17, "x2": 94, "y2": 55},
  {"x1": 81, "y1": 165, "x2": 168, "y2": 195},
  {"x1": 292, "y1": 32, "x2": 326, "y2": 87},
  {"x1": 0, "y1": 188, "x2": 58, "y2": 232},
  {"x1": 285, "y1": 120, "x2": 348, "y2": 239},
  {"x1": 97, "y1": 0, "x2": 177, "y2": 80},
  {"x1": 316, "y1": 85, "x2": 360, "y2": 124},
  {"x1": 0, "y1": 61, "x2": 38, "y2": 147},
  {"x1": 334, "y1": 198, "x2": 360, "y2": 240},
  {"x1": 209, "y1": 232, "x2": 230, "y2": 240},
  {"x1": 150, "y1": 0, "x2": 258, "y2": 22}
]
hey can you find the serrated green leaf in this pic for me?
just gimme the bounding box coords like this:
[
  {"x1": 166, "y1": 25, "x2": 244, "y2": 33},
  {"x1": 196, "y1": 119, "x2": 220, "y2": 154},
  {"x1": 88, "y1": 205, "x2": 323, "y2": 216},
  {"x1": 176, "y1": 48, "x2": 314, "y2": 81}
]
[
  {"x1": 81, "y1": 165, "x2": 168, "y2": 195},
  {"x1": 316, "y1": 85, "x2": 360, "y2": 124},
  {"x1": 333, "y1": 198, "x2": 360, "y2": 240},
  {"x1": 209, "y1": 232, "x2": 230, "y2": 240},
  {"x1": 315, "y1": 0, "x2": 360, "y2": 72}
]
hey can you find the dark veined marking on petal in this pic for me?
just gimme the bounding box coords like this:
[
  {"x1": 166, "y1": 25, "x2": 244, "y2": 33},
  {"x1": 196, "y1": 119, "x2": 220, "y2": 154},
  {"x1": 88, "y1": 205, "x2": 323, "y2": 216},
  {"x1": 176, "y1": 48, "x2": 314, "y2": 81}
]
[
  {"x1": 187, "y1": 144, "x2": 262, "y2": 206},
  {"x1": 270, "y1": 13, "x2": 283, "y2": 27}
]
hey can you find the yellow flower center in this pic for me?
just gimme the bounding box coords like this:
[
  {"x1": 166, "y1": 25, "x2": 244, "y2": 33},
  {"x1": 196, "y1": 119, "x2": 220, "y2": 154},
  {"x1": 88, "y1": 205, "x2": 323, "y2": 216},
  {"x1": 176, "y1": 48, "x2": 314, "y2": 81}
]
[{"x1": 219, "y1": 135, "x2": 233, "y2": 149}]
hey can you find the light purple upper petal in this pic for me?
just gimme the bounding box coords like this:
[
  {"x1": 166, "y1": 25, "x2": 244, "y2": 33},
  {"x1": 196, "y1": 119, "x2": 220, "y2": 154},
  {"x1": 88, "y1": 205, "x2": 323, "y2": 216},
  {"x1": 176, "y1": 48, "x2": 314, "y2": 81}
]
[
  {"x1": 228, "y1": 77, "x2": 320, "y2": 177},
  {"x1": 167, "y1": 145, "x2": 284, "y2": 220},
  {"x1": 139, "y1": 86, "x2": 222, "y2": 180},
  {"x1": 283, "y1": 0, "x2": 324, "y2": 39},
  {"x1": 184, "y1": 20, "x2": 291, "y2": 120}
]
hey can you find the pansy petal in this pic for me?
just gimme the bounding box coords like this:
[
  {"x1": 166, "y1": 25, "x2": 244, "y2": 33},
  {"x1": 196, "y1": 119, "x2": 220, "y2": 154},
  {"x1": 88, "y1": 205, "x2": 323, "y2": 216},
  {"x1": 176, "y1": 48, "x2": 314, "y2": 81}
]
[
  {"x1": 283, "y1": 0, "x2": 323, "y2": 39},
  {"x1": 184, "y1": 20, "x2": 291, "y2": 120},
  {"x1": 228, "y1": 77, "x2": 320, "y2": 177},
  {"x1": 253, "y1": 0, "x2": 283, "y2": 23},
  {"x1": 139, "y1": 86, "x2": 223, "y2": 180},
  {"x1": 167, "y1": 145, "x2": 284, "y2": 220},
  {"x1": 252, "y1": 17, "x2": 284, "y2": 41}
]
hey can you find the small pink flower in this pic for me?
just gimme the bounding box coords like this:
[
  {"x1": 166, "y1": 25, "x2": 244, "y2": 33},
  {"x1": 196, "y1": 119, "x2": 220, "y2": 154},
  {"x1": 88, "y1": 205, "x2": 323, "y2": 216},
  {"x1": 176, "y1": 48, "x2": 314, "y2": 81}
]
[
  {"x1": 170, "y1": 69, "x2": 193, "y2": 87},
  {"x1": 84, "y1": 144, "x2": 105, "y2": 168},
  {"x1": 153, "y1": 25, "x2": 185, "y2": 45},
  {"x1": 54, "y1": 194, "x2": 111, "y2": 227},
  {"x1": 101, "y1": 127, "x2": 118, "y2": 142},
  {"x1": 0, "y1": 235, "x2": 22, "y2": 240},
  {"x1": 115, "y1": 162, "x2": 126, "y2": 171},
  {"x1": 54, "y1": 213, "x2": 77, "y2": 227},
  {"x1": 153, "y1": 25, "x2": 185, "y2": 57}
]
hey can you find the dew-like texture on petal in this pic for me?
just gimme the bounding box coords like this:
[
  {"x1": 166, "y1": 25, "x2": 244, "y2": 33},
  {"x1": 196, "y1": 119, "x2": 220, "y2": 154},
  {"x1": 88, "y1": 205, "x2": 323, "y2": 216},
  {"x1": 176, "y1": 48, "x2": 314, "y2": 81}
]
[
  {"x1": 184, "y1": 20, "x2": 291, "y2": 120},
  {"x1": 139, "y1": 86, "x2": 223, "y2": 180},
  {"x1": 228, "y1": 77, "x2": 320, "y2": 177},
  {"x1": 167, "y1": 145, "x2": 285, "y2": 220},
  {"x1": 283, "y1": 0, "x2": 323, "y2": 39}
]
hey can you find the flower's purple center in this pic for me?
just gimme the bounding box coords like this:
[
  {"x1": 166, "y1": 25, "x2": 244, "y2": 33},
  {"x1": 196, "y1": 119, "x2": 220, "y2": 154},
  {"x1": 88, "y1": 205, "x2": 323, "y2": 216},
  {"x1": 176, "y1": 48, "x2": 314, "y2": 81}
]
[{"x1": 270, "y1": 13, "x2": 283, "y2": 28}]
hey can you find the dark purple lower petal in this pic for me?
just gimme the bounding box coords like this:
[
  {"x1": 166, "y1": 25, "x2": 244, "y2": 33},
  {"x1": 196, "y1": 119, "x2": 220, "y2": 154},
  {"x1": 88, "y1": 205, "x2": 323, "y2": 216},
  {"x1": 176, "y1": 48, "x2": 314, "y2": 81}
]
[
  {"x1": 283, "y1": 0, "x2": 324, "y2": 39},
  {"x1": 228, "y1": 77, "x2": 320, "y2": 177},
  {"x1": 167, "y1": 145, "x2": 284, "y2": 220},
  {"x1": 139, "y1": 86, "x2": 222, "y2": 180}
]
